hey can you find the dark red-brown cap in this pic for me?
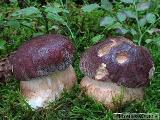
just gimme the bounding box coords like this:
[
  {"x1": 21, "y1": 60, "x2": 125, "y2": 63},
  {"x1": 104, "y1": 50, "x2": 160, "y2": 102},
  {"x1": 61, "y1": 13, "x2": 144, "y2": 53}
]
[
  {"x1": 80, "y1": 37, "x2": 154, "y2": 88},
  {"x1": 9, "y1": 34, "x2": 75, "y2": 81}
]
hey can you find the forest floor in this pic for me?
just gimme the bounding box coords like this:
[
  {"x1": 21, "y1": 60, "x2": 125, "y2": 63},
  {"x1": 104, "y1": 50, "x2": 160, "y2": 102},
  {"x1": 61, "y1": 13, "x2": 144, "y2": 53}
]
[{"x1": 0, "y1": 1, "x2": 160, "y2": 120}]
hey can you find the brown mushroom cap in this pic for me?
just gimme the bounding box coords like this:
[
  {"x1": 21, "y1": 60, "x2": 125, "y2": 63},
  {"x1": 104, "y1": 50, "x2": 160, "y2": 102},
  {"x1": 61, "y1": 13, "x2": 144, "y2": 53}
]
[
  {"x1": 80, "y1": 37, "x2": 154, "y2": 88},
  {"x1": 9, "y1": 34, "x2": 75, "y2": 81}
]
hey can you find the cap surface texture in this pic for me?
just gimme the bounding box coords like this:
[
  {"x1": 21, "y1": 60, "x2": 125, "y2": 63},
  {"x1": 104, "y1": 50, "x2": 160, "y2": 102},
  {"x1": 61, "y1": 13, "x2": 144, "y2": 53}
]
[
  {"x1": 10, "y1": 34, "x2": 75, "y2": 81},
  {"x1": 80, "y1": 37, "x2": 154, "y2": 88}
]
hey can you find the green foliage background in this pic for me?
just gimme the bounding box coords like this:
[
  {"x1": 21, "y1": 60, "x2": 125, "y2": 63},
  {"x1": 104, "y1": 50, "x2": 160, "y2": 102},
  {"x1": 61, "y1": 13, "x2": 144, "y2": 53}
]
[{"x1": 0, "y1": 0, "x2": 160, "y2": 119}]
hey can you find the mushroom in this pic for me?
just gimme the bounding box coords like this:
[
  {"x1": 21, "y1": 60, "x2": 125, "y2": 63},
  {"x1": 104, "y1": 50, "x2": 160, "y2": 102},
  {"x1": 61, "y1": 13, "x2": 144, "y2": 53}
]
[
  {"x1": 80, "y1": 37, "x2": 154, "y2": 110},
  {"x1": 0, "y1": 34, "x2": 76, "y2": 109}
]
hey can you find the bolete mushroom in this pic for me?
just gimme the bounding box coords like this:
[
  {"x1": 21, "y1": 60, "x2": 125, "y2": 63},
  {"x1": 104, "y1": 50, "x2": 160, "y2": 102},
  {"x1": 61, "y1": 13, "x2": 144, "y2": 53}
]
[
  {"x1": 80, "y1": 37, "x2": 154, "y2": 110},
  {"x1": 0, "y1": 34, "x2": 76, "y2": 109}
]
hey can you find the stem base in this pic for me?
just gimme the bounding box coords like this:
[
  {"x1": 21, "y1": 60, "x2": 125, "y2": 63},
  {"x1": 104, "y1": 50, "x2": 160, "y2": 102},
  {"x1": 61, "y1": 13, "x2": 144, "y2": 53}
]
[
  {"x1": 20, "y1": 65, "x2": 76, "y2": 109},
  {"x1": 81, "y1": 76, "x2": 144, "y2": 111}
]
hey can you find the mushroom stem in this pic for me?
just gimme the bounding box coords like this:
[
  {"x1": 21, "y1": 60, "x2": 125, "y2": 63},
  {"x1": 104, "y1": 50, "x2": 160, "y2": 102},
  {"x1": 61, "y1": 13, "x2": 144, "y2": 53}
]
[
  {"x1": 20, "y1": 65, "x2": 76, "y2": 109},
  {"x1": 81, "y1": 76, "x2": 144, "y2": 111}
]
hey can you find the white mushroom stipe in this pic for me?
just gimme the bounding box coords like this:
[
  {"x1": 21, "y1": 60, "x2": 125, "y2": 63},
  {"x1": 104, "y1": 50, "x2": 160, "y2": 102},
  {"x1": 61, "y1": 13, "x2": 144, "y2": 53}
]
[
  {"x1": 20, "y1": 65, "x2": 76, "y2": 109},
  {"x1": 81, "y1": 76, "x2": 144, "y2": 110}
]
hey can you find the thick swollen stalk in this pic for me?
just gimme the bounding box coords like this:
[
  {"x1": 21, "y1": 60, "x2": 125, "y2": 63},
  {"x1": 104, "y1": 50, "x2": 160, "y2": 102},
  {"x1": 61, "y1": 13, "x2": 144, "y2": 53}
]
[
  {"x1": 20, "y1": 65, "x2": 76, "y2": 109},
  {"x1": 81, "y1": 76, "x2": 144, "y2": 111}
]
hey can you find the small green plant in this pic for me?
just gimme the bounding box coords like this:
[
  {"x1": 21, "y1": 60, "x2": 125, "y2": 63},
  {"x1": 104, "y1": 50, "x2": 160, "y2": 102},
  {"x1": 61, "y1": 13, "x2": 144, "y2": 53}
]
[
  {"x1": 81, "y1": 0, "x2": 160, "y2": 46},
  {"x1": 0, "y1": 1, "x2": 76, "y2": 55},
  {"x1": 10, "y1": 4, "x2": 74, "y2": 38}
]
